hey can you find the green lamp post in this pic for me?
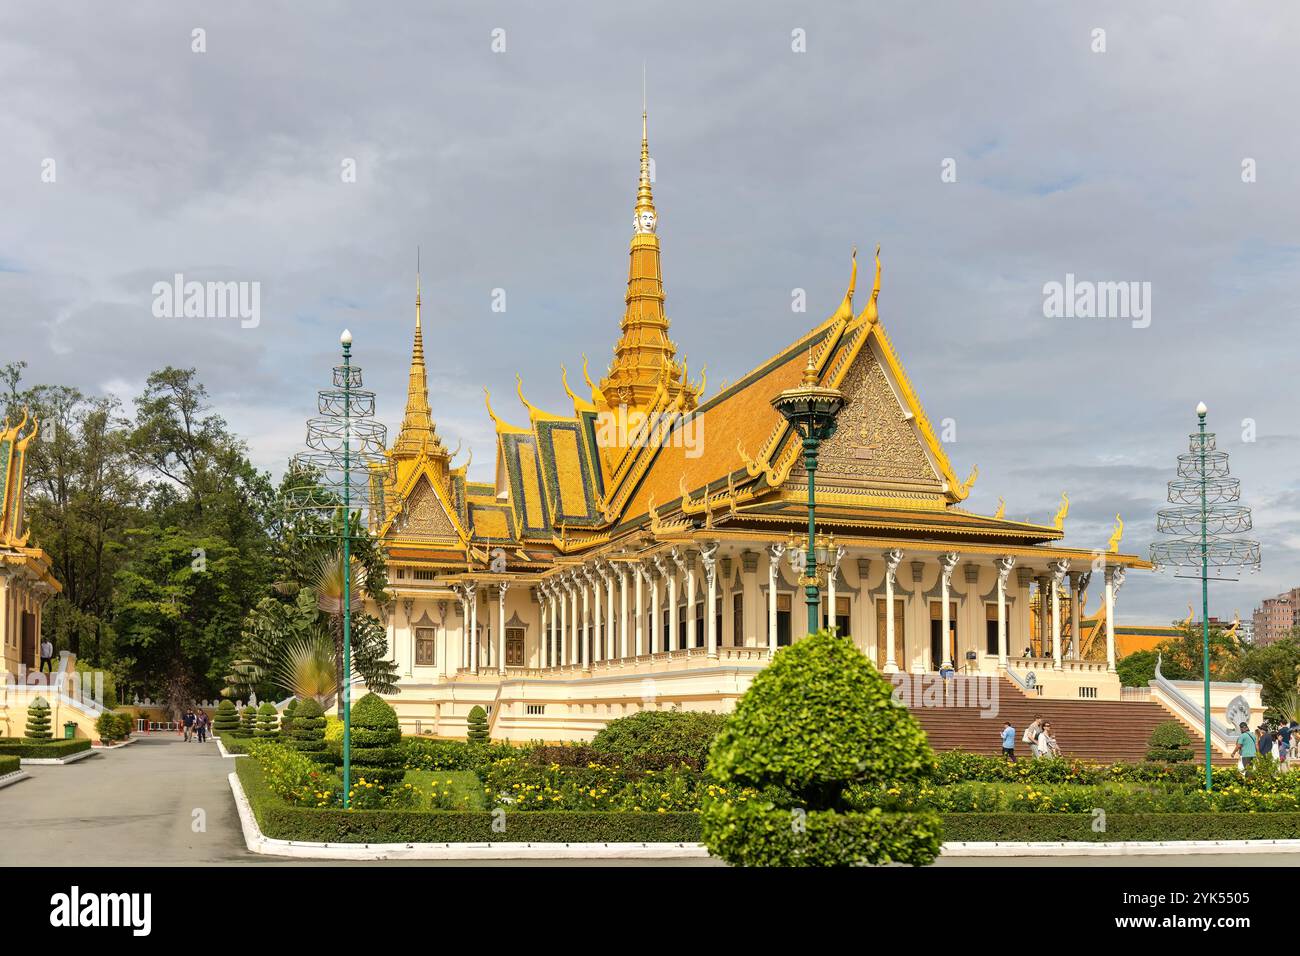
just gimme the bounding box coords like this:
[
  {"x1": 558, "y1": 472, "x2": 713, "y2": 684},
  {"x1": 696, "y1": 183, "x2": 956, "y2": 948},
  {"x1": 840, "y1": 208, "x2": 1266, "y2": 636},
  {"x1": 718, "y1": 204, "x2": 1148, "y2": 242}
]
[
  {"x1": 1151, "y1": 401, "x2": 1259, "y2": 792},
  {"x1": 285, "y1": 329, "x2": 394, "y2": 808},
  {"x1": 771, "y1": 350, "x2": 846, "y2": 635}
]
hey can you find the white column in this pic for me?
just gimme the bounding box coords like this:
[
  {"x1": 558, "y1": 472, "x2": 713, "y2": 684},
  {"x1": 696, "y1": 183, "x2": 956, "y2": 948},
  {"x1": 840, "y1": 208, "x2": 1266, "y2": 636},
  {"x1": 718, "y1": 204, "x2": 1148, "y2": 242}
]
[
  {"x1": 702, "y1": 543, "x2": 719, "y2": 658},
  {"x1": 458, "y1": 588, "x2": 469, "y2": 672},
  {"x1": 605, "y1": 563, "x2": 616, "y2": 660},
  {"x1": 497, "y1": 582, "x2": 509, "y2": 675},
  {"x1": 1105, "y1": 566, "x2": 1125, "y2": 673},
  {"x1": 684, "y1": 550, "x2": 698, "y2": 650},
  {"x1": 580, "y1": 573, "x2": 591, "y2": 670},
  {"x1": 996, "y1": 557, "x2": 1015, "y2": 668},
  {"x1": 537, "y1": 586, "x2": 546, "y2": 668},
  {"x1": 1073, "y1": 572, "x2": 1090, "y2": 662},
  {"x1": 939, "y1": 552, "x2": 959, "y2": 670},
  {"x1": 826, "y1": 546, "x2": 845, "y2": 634},
  {"x1": 883, "y1": 549, "x2": 903, "y2": 673},
  {"x1": 467, "y1": 582, "x2": 479, "y2": 675},
  {"x1": 767, "y1": 542, "x2": 785, "y2": 655},
  {"x1": 635, "y1": 563, "x2": 646, "y2": 656},
  {"x1": 666, "y1": 551, "x2": 679, "y2": 652},
  {"x1": 650, "y1": 559, "x2": 663, "y2": 654},
  {"x1": 1050, "y1": 560, "x2": 1066, "y2": 671},
  {"x1": 618, "y1": 563, "x2": 630, "y2": 659},
  {"x1": 588, "y1": 568, "x2": 603, "y2": 664},
  {"x1": 558, "y1": 578, "x2": 568, "y2": 667},
  {"x1": 570, "y1": 574, "x2": 580, "y2": 666}
]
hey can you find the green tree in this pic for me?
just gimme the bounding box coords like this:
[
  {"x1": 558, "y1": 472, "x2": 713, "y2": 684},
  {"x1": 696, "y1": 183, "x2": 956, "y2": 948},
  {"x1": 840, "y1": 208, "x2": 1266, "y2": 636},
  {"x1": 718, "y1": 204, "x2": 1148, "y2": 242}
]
[
  {"x1": 1116, "y1": 649, "x2": 1159, "y2": 688},
  {"x1": 26, "y1": 697, "x2": 52, "y2": 740},
  {"x1": 701, "y1": 631, "x2": 942, "y2": 867},
  {"x1": 349, "y1": 692, "x2": 404, "y2": 786},
  {"x1": 1233, "y1": 635, "x2": 1300, "y2": 720},
  {"x1": 254, "y1": 701, "x2": 280, "y2": 739},
  {"x1": 466, "y1": 705, "x2": 489, "y2": 744},
  {"x1": 212, "y1": 699, "x2": 239, "y2": 735}
]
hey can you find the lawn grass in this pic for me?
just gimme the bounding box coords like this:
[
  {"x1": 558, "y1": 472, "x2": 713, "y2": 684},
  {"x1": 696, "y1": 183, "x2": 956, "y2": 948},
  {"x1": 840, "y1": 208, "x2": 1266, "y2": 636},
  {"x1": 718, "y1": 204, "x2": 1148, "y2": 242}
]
[{"x1": 404, "y1": 770, "x2": 486, "y2": 810}]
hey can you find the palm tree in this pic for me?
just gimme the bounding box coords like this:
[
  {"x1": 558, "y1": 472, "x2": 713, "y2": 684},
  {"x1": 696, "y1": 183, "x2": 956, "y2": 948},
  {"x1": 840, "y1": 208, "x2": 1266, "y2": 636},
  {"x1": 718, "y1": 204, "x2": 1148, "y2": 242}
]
[{"x1": 271, "y1": 629, "x2": 338, "y2": 706}]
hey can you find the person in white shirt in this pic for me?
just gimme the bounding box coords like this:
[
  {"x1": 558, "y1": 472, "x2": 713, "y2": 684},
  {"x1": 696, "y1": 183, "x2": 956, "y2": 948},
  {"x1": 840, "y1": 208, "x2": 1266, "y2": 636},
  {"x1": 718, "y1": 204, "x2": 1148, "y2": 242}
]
[
  {"x1": 1037, "y1": 721, "x2": 1061, "y2": 759},
  {"x1": 39, "y1": 638, "x2": 54, "y2": 673}
]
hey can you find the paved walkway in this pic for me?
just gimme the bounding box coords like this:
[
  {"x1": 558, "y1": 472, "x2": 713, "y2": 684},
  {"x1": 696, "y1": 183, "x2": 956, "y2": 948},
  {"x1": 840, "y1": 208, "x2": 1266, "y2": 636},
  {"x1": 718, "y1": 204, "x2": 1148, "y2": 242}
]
[{"x1": 0, "y1": 734, "x2": 252, "y2": 866}]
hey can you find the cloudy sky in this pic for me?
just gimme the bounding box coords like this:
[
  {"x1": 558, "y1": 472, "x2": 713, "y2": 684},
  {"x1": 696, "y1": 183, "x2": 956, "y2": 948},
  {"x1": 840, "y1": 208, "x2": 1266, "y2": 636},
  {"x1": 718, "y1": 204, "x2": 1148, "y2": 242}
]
[{"x1": 2, "y1": 1, "x2": 1297, "y2": 625}]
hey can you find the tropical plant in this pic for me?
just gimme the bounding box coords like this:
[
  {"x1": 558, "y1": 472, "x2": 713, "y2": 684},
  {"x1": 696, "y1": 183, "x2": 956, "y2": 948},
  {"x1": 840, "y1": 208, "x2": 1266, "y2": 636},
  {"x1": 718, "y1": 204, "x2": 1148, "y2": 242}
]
[
  {"x1": 271, "y1": 628, "x2": 338, "y2": 706},
  {"x1": 26, "y1": 697, "x2": 52, "y2": 740}
]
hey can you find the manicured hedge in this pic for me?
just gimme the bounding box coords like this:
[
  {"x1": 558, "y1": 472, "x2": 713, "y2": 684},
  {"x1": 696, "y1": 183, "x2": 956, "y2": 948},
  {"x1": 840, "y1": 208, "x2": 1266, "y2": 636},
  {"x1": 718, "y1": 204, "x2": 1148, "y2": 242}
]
[
  {"x1": 591, "y1": 711, "x2": 726, "y2": 768},
  {"x1": 0, "y1": 738, "x2": 93, "y2": 759},
  {"x1": 399, "y1": 736, "x2": 513, "y2": 773},
  {"x1": 0, "y1": 754, "x2": 20, "y2": 776},
  {"x1": 940, "y1": 812, "x2": 1300, "y2": 843},
  {"x1": 237, "y1": 758, "x2": 699, "y2": 844}
]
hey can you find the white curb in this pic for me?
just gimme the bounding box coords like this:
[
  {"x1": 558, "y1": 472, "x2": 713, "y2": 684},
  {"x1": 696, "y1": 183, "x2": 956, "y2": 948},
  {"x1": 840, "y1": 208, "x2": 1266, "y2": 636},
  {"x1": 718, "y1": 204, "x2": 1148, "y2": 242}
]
[
  {"x1": 942, "y1": 839, "x2": 1300, "y2": 857},
  {"x1": 0, "y1": 769, "x2": 30, "y2": 789},
  {"x1": 92, "y1": 736, "x2": 139, "y2": 750},
  {"x1": 229, "y1": 772, "x2": 710, "y2": 861},
  {"x1": 20, "y1": 746, "x2": 97, "y2": 766},
  {"x1": 216, "y1": 737, "x2": 246, "y2": 760}
]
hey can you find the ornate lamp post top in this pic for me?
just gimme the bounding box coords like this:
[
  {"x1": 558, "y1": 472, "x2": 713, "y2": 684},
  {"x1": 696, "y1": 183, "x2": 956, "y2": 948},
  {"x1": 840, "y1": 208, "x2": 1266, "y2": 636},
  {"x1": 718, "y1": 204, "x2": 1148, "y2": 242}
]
[{"x1": 770, "y1": 351, "x2": 846, "y2": 436}]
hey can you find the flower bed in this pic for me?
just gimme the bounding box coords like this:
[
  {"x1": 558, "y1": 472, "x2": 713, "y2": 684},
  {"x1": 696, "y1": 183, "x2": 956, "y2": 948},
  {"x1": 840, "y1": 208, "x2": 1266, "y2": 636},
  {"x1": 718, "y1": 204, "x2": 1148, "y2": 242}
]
[{"x1": 236, "y1": 757, "x2": 700, "y2": 843}]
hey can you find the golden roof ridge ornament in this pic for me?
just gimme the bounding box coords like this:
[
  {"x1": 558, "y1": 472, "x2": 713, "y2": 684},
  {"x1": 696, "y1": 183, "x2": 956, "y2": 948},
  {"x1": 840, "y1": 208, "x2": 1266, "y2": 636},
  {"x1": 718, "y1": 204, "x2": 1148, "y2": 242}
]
[
  {"x1": 1107, "y1": 513, "x2": 1124, "y2": 553},
  {"x1": 955, "y1": 463, "x2": 978, "y2": 498},
  {"x1": 1052, "y1": 491, "x2": 1070, "y2": 530},
  {"x1": 829, "y1": 248, "x2": 857, "y2": 324},
  {"x1": 857, "y1": 244, "x2": 882, "y2": 325},
  {"x1": 993, "y1": 496, "x2": 1006, "y2": 519}
]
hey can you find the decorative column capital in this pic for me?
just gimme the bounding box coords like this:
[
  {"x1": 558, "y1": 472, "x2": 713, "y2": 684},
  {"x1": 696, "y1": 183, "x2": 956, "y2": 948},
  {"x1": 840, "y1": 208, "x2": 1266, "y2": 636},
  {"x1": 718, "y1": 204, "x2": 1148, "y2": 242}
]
[
  {"x1": 996, "y1": 556, "x2": 1016, "y2": 587},
  {"x1": 768, "y1": 541, "x2": 787, "y2": 562},
  {"x1": 883, "y1": 548, "x2": 904, "y2": 584},
  {"x1": 939, "y1": 551, "x2": 960, "y2": 588}
]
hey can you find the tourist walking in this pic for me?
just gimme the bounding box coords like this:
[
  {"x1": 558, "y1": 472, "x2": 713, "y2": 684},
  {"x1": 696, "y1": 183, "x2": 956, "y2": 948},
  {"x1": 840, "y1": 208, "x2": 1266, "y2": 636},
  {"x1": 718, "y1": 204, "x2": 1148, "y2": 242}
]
[
  {"x1": 182, "y1": 709, "x2": 194, "y2": 742},
  {"x1": 1022, "y1": 715, "x2": 1044, "y2": 758},
  {"x1": 38, "y1": 637, "x2": 54, "y2": 673},
  {"x1": 1278, "y1": 721, "x2": 1292, "y2": 767},
  {"x1": 1037, "y1": 721, "x2": 1061, "y2": 759},
  {"x1": 1232, "y1": 721, "x2": 1256, "y2": 771},
  {"x1": 1259, "y1": 725, "x2": 1276, "y2": 763},
  {"x1": 195, "y1": 711, "x2": 208, "y2": 743},
  {"x1": 1001, "y1": 721, "x2": 1017, "y2": 762}
]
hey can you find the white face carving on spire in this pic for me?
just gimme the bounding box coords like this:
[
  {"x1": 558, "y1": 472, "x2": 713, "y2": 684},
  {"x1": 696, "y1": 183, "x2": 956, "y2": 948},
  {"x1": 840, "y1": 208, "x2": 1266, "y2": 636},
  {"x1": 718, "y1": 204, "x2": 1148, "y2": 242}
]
[{"x1": 634, "y1": 209, "x2": 657, "y2": 234}]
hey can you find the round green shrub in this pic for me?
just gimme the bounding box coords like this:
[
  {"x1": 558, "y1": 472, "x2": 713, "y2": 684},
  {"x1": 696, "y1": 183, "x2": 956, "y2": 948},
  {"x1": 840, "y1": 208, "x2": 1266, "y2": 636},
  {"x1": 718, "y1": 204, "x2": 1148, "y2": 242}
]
[
  {"x1": 213, "y1": 699, "x2": 239, "y2": 734},
  {"x1": 1147, "y1": 720, "x2": 1195, "y2": 764},
  {"x1": 466, "y1": 705, "x2": 489, "y2": 744},
  {"x1": 255, "y1": 701, "x2": 280, "y2": 739},
  {"x1": 237, "y1": 704, "x2": 257, "y2": 738},
  {"x1": 96, "y1": 710, "x2": 131, "y2": 742},
  {"x1": 287, "y1": 697, "x2": 331, "y2": 764},
  {"x1": 348, "y1": 692, "x2": 404, "y2": 786},
  {"x1": 26, "y1": 697, "x2": 52, "y2": 740},
  {"x1": 281, "y1": 698, "x2": 299, "y2": 735},
  {"x1": 701, "y1": 631, "x2": 941, "y2": 867},
  {"x1": 591, "y1": 710, "x2": 726, "y2": 767}
]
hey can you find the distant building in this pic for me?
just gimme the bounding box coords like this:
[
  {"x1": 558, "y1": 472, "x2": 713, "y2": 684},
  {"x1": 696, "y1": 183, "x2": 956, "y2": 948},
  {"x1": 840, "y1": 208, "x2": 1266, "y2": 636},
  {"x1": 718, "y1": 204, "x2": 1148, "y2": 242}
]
[{"x1": 1253, "y1": 588, "x2": 1300, "y2": 646}]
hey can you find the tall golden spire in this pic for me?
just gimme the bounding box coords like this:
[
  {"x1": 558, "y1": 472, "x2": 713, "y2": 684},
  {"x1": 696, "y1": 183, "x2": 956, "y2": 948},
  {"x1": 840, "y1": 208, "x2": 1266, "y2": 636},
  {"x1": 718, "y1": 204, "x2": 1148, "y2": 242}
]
[
  {"x1": 597, "y1": 104, "x2": 693, "y2": 414},
  {"x1": 393, "y1": 252, "x2": 444, "y2": 459}
]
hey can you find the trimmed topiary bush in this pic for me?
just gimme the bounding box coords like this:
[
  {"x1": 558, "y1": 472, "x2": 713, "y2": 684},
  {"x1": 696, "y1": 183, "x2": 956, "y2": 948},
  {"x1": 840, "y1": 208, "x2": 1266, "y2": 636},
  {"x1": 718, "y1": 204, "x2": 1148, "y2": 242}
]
[
  {"x1": 591, "y1": 710, "x2": 726, "y2": 767},
  {"x1": 213, "y1": 699, "x2": 239, "y2": 735},
  {"x1": 237, "y1": 704, "x2": 257, "y2": 738},
  {"x1": 281, "y1": 698, "x2": 299, "y2": 736},
  {"x1": 466, "y1": 705, "x2": 489, "y2": 744},
  {"x1": 1147, "y1": 720, "x2": 1195, "y2": 764},
  {"x1": 255, "y1": 701, "x2": 280, "y2": 739},
  {"x1": 348, "y1": 692, "x2": 404, "y2": 786},
  {"x1": 287, "y1": 697, "x2": 331, "y2": 764},
  {"x1": 95, "y1": 711, "x2": 131, "y2": 742},
  {"x1": 701, "y1": 630, "x2": 942, "y2": 867},
  {"x1": 26, "y1": 697, "x2": 52, "y2": 740}
]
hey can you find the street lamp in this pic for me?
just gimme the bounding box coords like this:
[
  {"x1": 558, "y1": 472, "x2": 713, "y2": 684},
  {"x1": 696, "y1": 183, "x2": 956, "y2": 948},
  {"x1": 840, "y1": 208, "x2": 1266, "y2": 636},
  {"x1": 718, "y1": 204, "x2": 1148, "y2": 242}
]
[
  {"x1": 771, "y1": 350, "x2": 845, "y2": 636},
  {"x1": 285, "y1": 330, "x2": 394, "y2": 808},
  {"x1": 1150, "y1": 402, "x2": 1260, "y2": 792}
]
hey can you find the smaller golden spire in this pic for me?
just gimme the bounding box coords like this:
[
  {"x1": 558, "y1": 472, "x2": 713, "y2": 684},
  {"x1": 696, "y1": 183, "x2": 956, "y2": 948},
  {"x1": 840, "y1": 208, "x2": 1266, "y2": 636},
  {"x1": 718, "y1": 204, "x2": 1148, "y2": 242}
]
[{"x1": 800, "y1": 345, "x2": 818, "y2": 386}]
